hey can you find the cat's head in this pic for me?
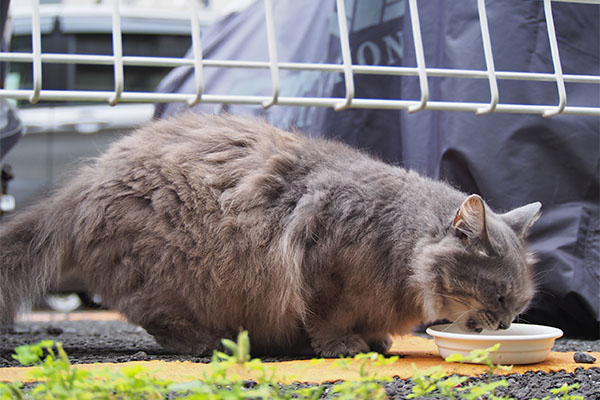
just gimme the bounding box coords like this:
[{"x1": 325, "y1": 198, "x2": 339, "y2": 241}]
[{"x1": 415, "y1": 195, "x2": 541, "y2": 332}]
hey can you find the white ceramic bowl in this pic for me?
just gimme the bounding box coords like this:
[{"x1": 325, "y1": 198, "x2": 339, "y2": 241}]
[{"x1": 426, "y1": 323, "x2": 563, "y2": 365}]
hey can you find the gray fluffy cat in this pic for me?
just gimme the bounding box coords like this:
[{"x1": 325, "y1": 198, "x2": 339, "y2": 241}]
[{"x1": 0, "y1": 113, "x2": 541, "y2": 357}]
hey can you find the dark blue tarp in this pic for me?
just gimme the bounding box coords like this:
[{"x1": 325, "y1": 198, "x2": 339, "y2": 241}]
[{"x1": 155, "y1": 0, "x2": 600, "y2": 338}]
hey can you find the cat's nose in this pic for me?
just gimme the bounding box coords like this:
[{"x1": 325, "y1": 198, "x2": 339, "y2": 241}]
[{"x1": 498, "y1": 321, "x2": 510, "y2": 330}]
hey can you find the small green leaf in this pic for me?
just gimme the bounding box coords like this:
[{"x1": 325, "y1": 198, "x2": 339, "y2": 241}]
[{"x1": 445, "y1": 353, "x2": 467, "y2": 363}]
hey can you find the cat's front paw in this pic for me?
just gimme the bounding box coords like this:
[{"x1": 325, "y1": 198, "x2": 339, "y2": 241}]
[
  {"x1": 367, "y1": 335, "x2": 393, "y2": 354},
  {"x1": 313, "y1": 334, "x2": 370, "y2": 358}
]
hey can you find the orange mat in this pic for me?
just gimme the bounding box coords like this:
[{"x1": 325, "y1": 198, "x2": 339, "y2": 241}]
[
  {"x1": 2, "y1": 312, "x2": 598, "y2": 384},
  {"x1": 15, "y1": 310, "x2": 124, "y2": 322}
]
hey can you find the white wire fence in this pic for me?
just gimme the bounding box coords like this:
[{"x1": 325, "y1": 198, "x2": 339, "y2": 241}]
[{"x1": 1, "y1": 0, "x2": 599, "y2": 117}]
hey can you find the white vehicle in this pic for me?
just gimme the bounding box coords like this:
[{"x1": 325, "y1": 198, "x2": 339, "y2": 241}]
[
  {"x1": 3, "y1": 2, "x2": 214, "y2": 210},
  {"x1": 2, "y1": 2, "x2": 216, "y2": 306}
]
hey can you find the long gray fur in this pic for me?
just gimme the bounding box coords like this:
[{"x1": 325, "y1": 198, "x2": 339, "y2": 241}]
[{"x1": 0, "y1": 113, "x2": 541, "y2": 357}]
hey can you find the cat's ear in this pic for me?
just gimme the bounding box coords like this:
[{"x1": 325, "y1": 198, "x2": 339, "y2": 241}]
[
  {"x1": 452, "y1": 194, "x2": 488, "y2": 241},
  {"x1": 501, "y1": 202, "x2": 542, "y2": 239}
]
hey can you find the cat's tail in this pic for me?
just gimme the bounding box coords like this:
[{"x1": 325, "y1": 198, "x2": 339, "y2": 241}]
[{"x1": 0, "y1": 198, "x2": 72, "y2": 326}]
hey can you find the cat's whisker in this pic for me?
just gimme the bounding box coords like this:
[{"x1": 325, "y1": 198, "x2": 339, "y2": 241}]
[
  {"x1": 441, "y1": 309, "x2": 474, "y2": 332},
  {"x1": 532, "y1": 267, "x2": 556, "y2": 282},
  {"x1": 532, "y1": 288, "x2": 555, "y2": 298},
  {"x1": 515, "y1": 315, "x2": 533, "y2": 324}
]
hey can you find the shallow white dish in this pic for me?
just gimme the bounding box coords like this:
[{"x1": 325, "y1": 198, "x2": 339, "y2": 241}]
[{"x1": 426, "y1": 323, "x2": 563, "y2": 365}]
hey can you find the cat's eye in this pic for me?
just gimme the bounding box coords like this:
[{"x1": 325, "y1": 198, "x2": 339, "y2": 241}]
[{"x1": 498, "y1": 295, "x2": 505, "y2": 305}]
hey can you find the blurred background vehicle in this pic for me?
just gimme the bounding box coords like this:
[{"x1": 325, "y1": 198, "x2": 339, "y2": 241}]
[
  {"x1": 1, "y1": 0, "x2": 23, "y2": 216},
  {"x1": 0, "y1": 0, "x2": 246, "y2": 307},
  {"x1": 3, "y1": 1, "x2": 200, "y2": 212}
]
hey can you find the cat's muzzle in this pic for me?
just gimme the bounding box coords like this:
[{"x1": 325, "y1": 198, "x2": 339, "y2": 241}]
[{"x1": 465, "y1": 311, "x2": 511, "y2": 333}]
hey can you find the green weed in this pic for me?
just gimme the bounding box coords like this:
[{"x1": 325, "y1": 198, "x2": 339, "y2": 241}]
[
  {"x1": 0, "y1": 334, "x2": 585, "y2": 399},
  {"x1": 329, "y1": 352, "x2": 400, "y2": 400},
  {"x1": 445, "y1": 343, "x2": 514, "y2": 377},
  {"x1": 532, "y1": 383, "x2": 584, "y2": 400}
]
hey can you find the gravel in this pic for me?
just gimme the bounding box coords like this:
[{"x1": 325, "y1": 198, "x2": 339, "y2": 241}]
[
  {"x1": 1, "y1": 319, "x2": 599, "y2": 399},
  {"x1": 383, "y1": 369, "x2": 600, "y2": 399},
  {"x1": 574, "y1": 351, "x2": 597, "y2": 364}
]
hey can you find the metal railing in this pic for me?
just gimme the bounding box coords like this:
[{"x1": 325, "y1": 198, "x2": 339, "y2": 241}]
[{"x1": 1, "y1": 0, "x2": 599, "y2": 117}]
